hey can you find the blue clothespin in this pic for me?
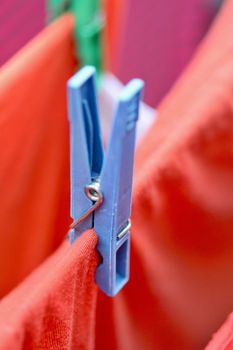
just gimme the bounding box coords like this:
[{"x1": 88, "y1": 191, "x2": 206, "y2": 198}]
[{"x1": 68, "y1": 66, "x2": 144, "y2": 296}]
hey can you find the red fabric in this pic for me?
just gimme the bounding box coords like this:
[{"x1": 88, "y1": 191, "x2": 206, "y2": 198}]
[
  {"x1": 0, "y1": 229, "x2": 99, "y2": 350},
  {"x1": 205, "y1": 312, "x2": 233, "y2": 350},
  {"x1": 96, "y1": 0, "x2": 233, "y2": 349},
  {"x1": 0, "y1": 1, "x2": 233, "y2": 349},
  {"x1": 0, "y1": 14, "x2": 76, "y2": 298},
  {"x1": 103, "y1": 0, "x2": 124, "y2": 70}
]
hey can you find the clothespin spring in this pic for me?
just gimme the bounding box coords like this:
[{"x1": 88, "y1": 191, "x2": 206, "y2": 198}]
[
  {"x1": 70, "y1": 178, "x2": 103, "y2": 230},
  {"x1": 69, "y1": 177, "x2": 131, "y2": 241},
  {"x1": 68, "y1": 65, "x2": 144, "y2": 295},
  {"x1": 117, "y1": 219, "x2": 131, "y2": 240}
]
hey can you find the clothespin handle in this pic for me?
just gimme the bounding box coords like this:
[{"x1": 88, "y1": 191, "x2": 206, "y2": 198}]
[
  {"x1": 94, "y1": 79, "x2": 144, "y2": 296},
  {"x1": 67, "y1": 66, "x2": 144, "y2": 296},
  {"x1": 68, "y1": 66, "x2": 103, "y2": 241}
]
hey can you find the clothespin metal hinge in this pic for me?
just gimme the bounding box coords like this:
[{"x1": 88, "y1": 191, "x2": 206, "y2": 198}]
[
  {"x1": 70, "y1": 178, "x2": 103, "y2": 230},
  {"x1": 68, "y1": 66, "x2": 144, "y2": 296}
]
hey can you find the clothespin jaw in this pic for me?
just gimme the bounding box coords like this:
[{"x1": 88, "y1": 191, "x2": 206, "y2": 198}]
[
  {"x1": 95, "y1": 79, "x2": 144, "y2": 296},
  {"x1": 47, "y1": 0, "x2": 104, "y2": 75},
  {"x1": 68, "y1": 66, "x2": 104, "y2": 241},
  {"x1": 67, "y1": 66, "x2": 144, "y2": 296}
]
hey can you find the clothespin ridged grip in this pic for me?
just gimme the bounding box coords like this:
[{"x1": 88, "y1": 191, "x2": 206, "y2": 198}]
[{"x1": 67, "y1": 66, "x2": 144, "y2": 296}]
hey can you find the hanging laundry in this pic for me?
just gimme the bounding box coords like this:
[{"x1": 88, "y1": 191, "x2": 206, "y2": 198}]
[
  {"x1": 0, "y1": 0, "x2": 46, "y2": 66},
  {"x1": 0, "y1": 0, "x2": 232, "y2": 349},
  {"x1": 0, "y1": 14, "x2": 76, "y2": 298},
  {"x1": 96, "y1": 0, "x2": 233, "y2": 349},
  {"x1": 0, "y1": 230, "x2": 99, "y2": 350},
  {"x1": 205, "y1": 311, "x2": 233, "y2": 349},
  {"x1": 103, "y1": 0, "x2": 124, "y2": 70},
  {"x1": 107, "y1": 0, "x2": 221, "y2": 106}
]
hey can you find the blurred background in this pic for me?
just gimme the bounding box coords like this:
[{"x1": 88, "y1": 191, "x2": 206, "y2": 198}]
[
  {"x1": 1, "y1": 2, "x2": 233, "y2": 350},
  {"x1": 0, "y1": 0, "x2": 224, "y2": 105}
]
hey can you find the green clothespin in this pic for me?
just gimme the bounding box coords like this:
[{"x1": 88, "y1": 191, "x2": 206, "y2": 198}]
[{"x1": 47, "y1": 0, "x2": 104, "y2": 76}]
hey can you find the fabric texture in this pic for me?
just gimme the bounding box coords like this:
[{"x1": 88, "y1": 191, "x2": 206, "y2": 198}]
[
  {"x1": 96, "y1": 0, "x2": 233, "y2": 349},
  {"x1": 104, "y1": 0, "x2": 124, "y2": 71},
  {"x1": 0, "y1": 0, "x2": 45, "y2": 66},
  {"x1": 0, "y1": 14, "x2": 76, "y2": 298},
  {"x1": 0, "y1": 1, "x2": 233, "y2": 349},
  {"x1": 109, "y1": 0, "x2": 220, "y2": 106},
  {"x1": 205, "y1": 312, "x2": 233, "y2": 350},
  {"x1": 0, "y1": 229, "x2": 99, "y2": 350}
]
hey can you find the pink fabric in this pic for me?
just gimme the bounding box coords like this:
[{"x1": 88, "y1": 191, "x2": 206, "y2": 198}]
[
  {"x1": 113, "y1": 0, "x2": 220, "y2": 106},
  {"x1": 0, "y1": 0, "x2": 45, "y2": 66}
]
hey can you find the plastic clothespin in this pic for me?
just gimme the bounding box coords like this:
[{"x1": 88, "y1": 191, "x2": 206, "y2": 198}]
[
  {"x1": 47, "y1": 0, "x2": 104, "y2": 76},
  {"x1": 68, "y1": 66, "x2": 144, "y2": 296}
]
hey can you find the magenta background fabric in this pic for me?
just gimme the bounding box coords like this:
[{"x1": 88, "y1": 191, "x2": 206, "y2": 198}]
[
  {"x1": 0, "y1": 0, "x2": 46, "y2": 66},
  {"x1": 114, "y1": 0, "x2": 221, "y2": 106}
]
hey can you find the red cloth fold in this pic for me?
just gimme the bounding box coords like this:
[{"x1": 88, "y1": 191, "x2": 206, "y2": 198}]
[
  {"x1": 205, "y1": 312, "x2": 233, "y2": 350},
  {"x1": 96, "y1": 0, "x2": 233, "y2": 349},
  {"x1": 0, "y1": 229, "x2": 99, "y2": 350},
  {"x1": 0, "y1": 14, "x2": 76, "y2": 297},
  {"x1": 0, "y1": 1, "x2": 233, "y2": 348}
]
